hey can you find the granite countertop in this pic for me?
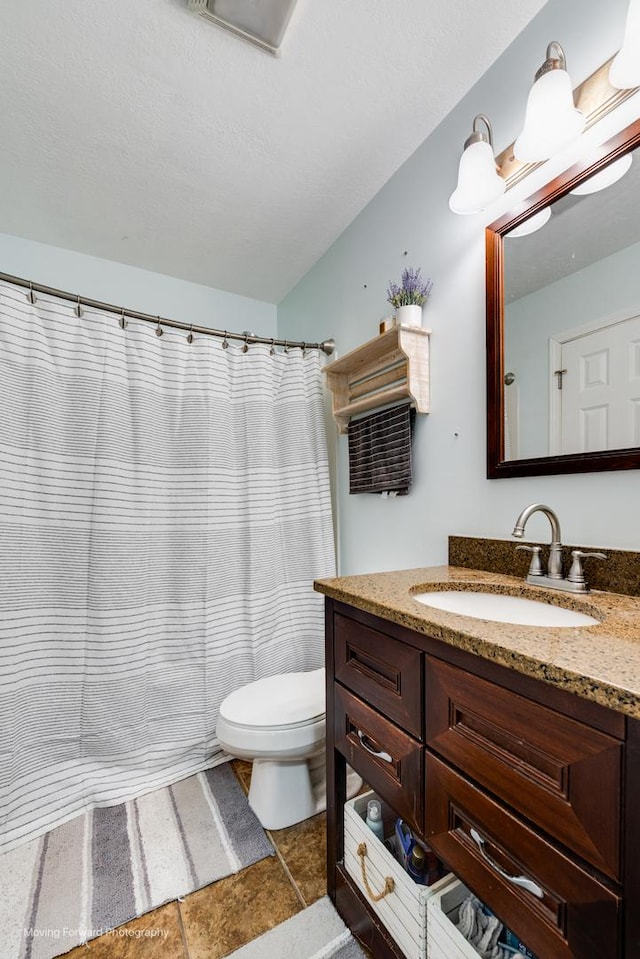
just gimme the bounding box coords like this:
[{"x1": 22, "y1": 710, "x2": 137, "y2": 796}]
[{"x1": 314, "y1": 565, "x2": 640, "y2": 719}]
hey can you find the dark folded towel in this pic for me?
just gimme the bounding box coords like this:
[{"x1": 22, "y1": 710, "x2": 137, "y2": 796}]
[{"x1": 348, "y1": 403, "x2": 416, "y2": 495}]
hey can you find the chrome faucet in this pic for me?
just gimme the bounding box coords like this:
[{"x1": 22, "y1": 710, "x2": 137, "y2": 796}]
[
  {"x1": 512, "y1": 503, "x2": 563, "y2": 579},
  {"x1": 511, "y1": 503, "x2": 607, "y2": 593}
]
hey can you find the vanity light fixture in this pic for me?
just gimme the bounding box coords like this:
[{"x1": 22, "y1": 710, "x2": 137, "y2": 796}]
[
  {"x1": 609, "y1": 0, "x2": 640, "y2": 89},
  {"x1": 448, "y1": 115, "x2": 505, "y2": 215},
  {"x1": 514, "y1": 42, "x2": 585, "y2": 163},
  {"x1": 570, "y1": 152, "x2": 633, "y2": 195}
]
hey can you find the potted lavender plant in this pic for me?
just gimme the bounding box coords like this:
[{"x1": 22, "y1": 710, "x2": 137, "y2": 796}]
[{"x1": 386, "y1": 267, "x2": 433, "y2": 327}]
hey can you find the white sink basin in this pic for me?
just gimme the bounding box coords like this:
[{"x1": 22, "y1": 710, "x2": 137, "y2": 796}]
[{"x1": 412, "y1": 590, "x2": 600, "y2": 627}]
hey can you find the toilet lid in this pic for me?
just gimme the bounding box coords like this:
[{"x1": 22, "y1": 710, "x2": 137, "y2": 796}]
[{"x1": 219, "y1": 668, "x2": 325, "y2": 727}]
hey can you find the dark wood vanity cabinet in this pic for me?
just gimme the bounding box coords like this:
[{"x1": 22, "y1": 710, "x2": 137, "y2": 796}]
[
  {"x1": 325, "y1": 598, "x2": 638, "y2": 959},
  {"x1": 426, "y1": 656, "x2": 623, "y2": 881},
  {"x1": 334, "y1": 684, "x2": 423, "y2": 833}
]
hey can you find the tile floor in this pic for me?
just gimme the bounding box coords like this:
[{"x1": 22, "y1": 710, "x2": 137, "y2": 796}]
[{"x1": 63, "y1": 761, "x2": 331, "y2": 959}]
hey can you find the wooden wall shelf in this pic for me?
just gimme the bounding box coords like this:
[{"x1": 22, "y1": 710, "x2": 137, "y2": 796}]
[{"x1": 323, "y1": 325, "x2": 430, "y2": 433}]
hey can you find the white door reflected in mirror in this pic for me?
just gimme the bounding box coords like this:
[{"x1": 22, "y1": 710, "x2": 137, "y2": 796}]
[{"x1": 550, "y1": 313, "x2": 640, "y2": 455}]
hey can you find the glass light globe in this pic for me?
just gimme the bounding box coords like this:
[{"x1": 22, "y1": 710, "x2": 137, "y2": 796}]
[
  {"x1": 507, "y1": 207, "x2": 551, "y2": 238},
  {"x1": 449, "y1": 139, "x2": 505, "y2": 215},
  {"x1": 571, "y1": 153, "x2": 633, "y2": 195},
  {"x1": 609, "y1": 0, "x2": 640, "y2": 89},
  {"x1": 514, "y1": 69, "x2": 585, "y2": 162}
]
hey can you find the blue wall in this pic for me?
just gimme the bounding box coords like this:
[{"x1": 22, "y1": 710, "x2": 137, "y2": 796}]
[
  {"x1": 0, "y1": 233, "x2": 277, "y2": 337},
  {"x1": 278, "y1": 0, "x2": 640, "y2": 573}
]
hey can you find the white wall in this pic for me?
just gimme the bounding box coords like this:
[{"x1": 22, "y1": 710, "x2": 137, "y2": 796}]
[
  {"x1": 278, "y1": 0, "x2": 640, "y2": 573},
  {"x1": 0, "y1": 233, "x2": 277, "y2": 337}
]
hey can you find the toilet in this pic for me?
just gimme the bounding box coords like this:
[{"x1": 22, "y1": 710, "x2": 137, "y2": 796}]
[{"x1": 217, "y1": 667, "x2": 328, "y2": 830}]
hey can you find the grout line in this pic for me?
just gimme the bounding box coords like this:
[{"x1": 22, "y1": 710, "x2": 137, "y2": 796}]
[
  {"x1": 266, "y1": 828, "x2": 309, "y2": 909},
  {"x1": 230, "y1": 760, "x2": 311, "y2": 913},
  {"x1": 176, "y1": 898, "x2": 192, "y2": 959}
]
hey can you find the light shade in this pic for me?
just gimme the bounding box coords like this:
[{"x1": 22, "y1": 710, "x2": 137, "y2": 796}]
[
  {"x1": 507, "y1": 207, "x2": 551, "y2": 238},
  {"x1": 609, "y1": 0, "x2": 640, "y2": 88},
  {"x1": 449, "y1": 115, "x2": 505, "y2": 215},
  {"x1": 570, "y1": 153, "x2": 633, "y2": 195},
  {"x1": 514, "y1": 42, "x2": 585, "y2": 163},
  {"x1": 189, "y1": 0, "x2": 299, "y2": 54}
]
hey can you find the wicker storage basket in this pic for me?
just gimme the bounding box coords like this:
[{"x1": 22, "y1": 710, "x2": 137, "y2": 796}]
[
  {"x1": 426, "y1": 878, "x2": 487, "y2": 959},
  {"x1": 343, "y1": 791, "x2": 452, "y2": 959}
]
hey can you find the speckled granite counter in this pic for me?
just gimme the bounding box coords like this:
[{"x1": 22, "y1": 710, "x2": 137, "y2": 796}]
[{"x1": 314, "y1": 565, "x2": 640, "y2": 718}]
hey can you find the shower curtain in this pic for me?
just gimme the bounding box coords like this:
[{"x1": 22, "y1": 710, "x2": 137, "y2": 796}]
[{"x1": 0, "y1": 279, "x2": 335, "y2": 851}]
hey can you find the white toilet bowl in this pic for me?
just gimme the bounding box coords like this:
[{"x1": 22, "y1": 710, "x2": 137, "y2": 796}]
[{"x1": 217, "y1": 668, "x2": 327, "y2": 830}]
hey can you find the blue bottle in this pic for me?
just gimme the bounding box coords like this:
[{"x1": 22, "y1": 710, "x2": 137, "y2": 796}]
[{"x1": 395, "y1": 818, "x2": 414, "y2": 868}]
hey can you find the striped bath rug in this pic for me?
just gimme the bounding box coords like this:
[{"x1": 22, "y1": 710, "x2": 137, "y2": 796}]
[
  {"x1": 1, "y1": 763, "x2": 274, "y2": 959},
  {"x1": 227, "y1": 896, "x2": 368, "y2": 959}
]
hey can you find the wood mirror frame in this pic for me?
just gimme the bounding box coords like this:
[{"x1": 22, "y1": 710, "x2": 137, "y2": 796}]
[{"x1": 486, "y1": 115, "x2": 640, "y2": 478}]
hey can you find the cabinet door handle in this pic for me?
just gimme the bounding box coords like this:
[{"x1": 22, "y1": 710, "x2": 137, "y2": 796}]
[
  {"x1": 357, "y1": 729, "x2": 393, "y2": 764},
  {"x1": 470, "y1": 828, "x2": 544, "y2": 899}
]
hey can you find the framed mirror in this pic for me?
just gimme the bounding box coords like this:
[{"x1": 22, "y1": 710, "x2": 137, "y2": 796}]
[{"x1": 486, "y1": 116, "x2": 640, "y2": 478}]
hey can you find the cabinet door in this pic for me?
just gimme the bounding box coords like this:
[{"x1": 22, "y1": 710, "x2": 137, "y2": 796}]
[
  {"x1": 425, "y1": 754, "x2": 621, "y2": 959},
  {"x1": 426, "y1": 656, "x2": 622, "y2": 879},
  {"x1": 334, "y1": 612, "x2": 422, "y2": 738},
  {"x1": 334, "y1": 685, "x2": 423, "y2": 834}
]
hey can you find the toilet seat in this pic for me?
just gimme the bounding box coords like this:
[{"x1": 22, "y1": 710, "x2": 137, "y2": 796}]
[
  {"x1": 219, "y1": 668, "x2": 325, "y2": 728},
  {"x1": 217, "y1": 710, "x2": 325, "y2": 760},
  {"x1": 220, "y1": 715, "x2": 322, "y2": 733}
]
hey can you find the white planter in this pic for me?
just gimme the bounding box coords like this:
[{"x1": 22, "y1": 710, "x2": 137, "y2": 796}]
[{"x1": 395, "y1": 304, "x2": 423, "y2": 327}]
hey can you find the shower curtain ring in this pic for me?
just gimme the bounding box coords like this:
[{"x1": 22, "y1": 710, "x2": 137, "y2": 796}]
[
  {"x1": 155, "y1": 316, "x2": 163, "y2": 337},
  {"x1": 284, "y1": 340, "x2": 290, "y2": 354},
  {"x1": 301, "y1": 342, "x2": 307, "y2": 356},
  {"x1": 27, "y1": 282, "x2": 37, "y2": 305},
  {"x1": 74, "y1": 295, "x2": 84, "y2": 318},
  {"x1": 242, "y1": 334, "x2": 249, "y2": 353},
  {"x1": 119, "y1": 309, "x2": 128, "y2": 330},
  {"x1": 222, "y1": 331, "x2": 229, "y2": 350},
  {"x1": 269, "y1": 338, "x2": 275, "y2": 356},
  {"x1": 186, "y1": 324, "x2": 194, "y2": 344}
]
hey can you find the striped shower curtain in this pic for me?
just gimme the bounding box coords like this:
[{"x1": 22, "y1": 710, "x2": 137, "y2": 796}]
[{"x1": 0, "y1": 279, "x2": 335, "y2": 851}]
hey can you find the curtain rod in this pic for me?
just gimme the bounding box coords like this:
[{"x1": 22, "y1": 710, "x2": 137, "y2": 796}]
[{"x1": 0, "y1": 271, "x2": 336, "y2": 356}]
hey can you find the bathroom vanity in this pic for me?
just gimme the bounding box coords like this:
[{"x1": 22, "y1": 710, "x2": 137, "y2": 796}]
[{"x1": 315, "y1": 564, "x2": 640, "y2": 959}]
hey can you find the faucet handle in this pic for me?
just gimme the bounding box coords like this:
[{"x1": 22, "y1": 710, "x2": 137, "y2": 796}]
[
  {"x1": 567, "y1": 549, "x2": 608, "y2": 585},
  {"x1": 516, "y1": 544, "x2": 544, "y2": 577}
]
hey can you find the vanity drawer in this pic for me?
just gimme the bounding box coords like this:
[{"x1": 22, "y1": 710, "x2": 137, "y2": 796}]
[
  {"x1": 426, "y1": 657, "x2": 622, "y2": 880},
  {"x1": 334, "y1": 612, "x2": 422, "y2": 738},
  {"x1": 425, "y1": 754, "x2": 621, "y2": 959},
  {"x1": 334, "y1": 684, "x2": 423, "y2": 834}
]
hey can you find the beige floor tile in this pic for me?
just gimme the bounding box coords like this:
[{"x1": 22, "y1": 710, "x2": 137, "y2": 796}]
[
  {"x1": 179, "y1": 855, "x2": 302, "y2": 959},
  {"x1": 62, "y1": 901, "x2": 186, "y2": 959},
  {"x1": 269, "y1": 811, "x2": 327, "y2": 906}
]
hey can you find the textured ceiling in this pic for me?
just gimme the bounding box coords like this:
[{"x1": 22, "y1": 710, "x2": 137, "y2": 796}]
[{"x1": 0, "y1": 0, "x2": 549, "y2": 303}]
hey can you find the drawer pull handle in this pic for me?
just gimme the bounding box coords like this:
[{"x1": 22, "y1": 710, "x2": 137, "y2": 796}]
[
  {"x1": 357, "y1": 730, "x2": 393, "y2": 764},
  {"x1": 356, "y1": 842, "x2": 395, "y2": 902},
  {"x1": 470, "y1": 829, "x2": 544, "y2": 900}
]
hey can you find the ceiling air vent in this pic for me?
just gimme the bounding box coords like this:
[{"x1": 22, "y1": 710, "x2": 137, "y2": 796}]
[{"x1": 188, "y1": 0, "x2": 299, "y2": 55}]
